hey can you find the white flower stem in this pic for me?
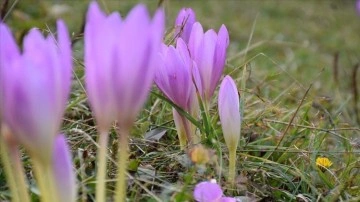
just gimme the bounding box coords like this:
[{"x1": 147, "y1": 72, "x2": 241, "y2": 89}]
[
  {"x1": 96, "y1": 130, "x2": 109, "y2": 202},
  {"x1": 115, "y1": 127, "x2": 129, "y2": 202},
  {"x1": 228, "y1": 148, "x2": 236, "y2": 185},
  {"x1": 32, "y1": 157, "x2": 57, "y2": 202}
]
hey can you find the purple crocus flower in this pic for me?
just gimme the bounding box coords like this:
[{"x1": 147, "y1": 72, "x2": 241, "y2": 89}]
[
  {"x1": 175, "y1": 8, "x2": 196, "y2": 43},
  {"x1": 193, "y1": 181, "x2": 236, "y2": 202},
  {"x1": 53, "y1": 134, "x2": 76, "y2": 202},
  {"x1": 85, "y1": 1, "x2": 164, "y2": 129},
  {"x1": 1, "y1": 20, "x2": 72, "y2": 162},
  {"x1": 155, "y1": 38, "x2": 199, "y2": 147},
  {"x1": 357, "y1": 0, "x2": 360, "y2": 15},
  {"x1": 155, "y1": 39, "x2": 196, "y2": 112},
  {"x1": 188, "y1": 22, "x2": 229, "y2": 108}
]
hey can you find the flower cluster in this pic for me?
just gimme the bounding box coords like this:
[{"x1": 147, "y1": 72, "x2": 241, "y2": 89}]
[{"x1": 0, "y1": 1, "x2": 239, "y2": 201}]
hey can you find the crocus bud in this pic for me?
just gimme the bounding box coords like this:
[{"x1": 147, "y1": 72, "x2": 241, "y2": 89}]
[
  {"x1": 85, "y1": 1, "x2": 164, "y2": 129},
  {"x1": 175, "y1": 8, "x2": 196, "y2": 43},
  {"x1": 53, "y1": 134, "x2": 76, "y2": 202},
  {"x1": 2, "y1": 20, "x2": 72, "y2": 161},
  {"x1": 188, "y1": 22, "x2": 229, "y2": 107},
  {"x1": 218, "y1": 76, "x2": 240, "y2": 152}
]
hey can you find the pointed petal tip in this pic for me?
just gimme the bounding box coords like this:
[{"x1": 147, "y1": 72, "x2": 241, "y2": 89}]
[
  {"x1": 127, "y1": 3, "x2": 150, "y2": 20},
  {"x1": 152, "y1": 7, "x2": 165, "y2": 31},
  {"x1": 219, "y1": 24, "x2": 230, "y2": 46},
  {"x1": 86, "y1": 1, "x2": 105, "y2": 21}
]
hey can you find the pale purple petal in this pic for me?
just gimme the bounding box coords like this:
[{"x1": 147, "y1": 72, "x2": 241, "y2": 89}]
[
  {"x1": 0, "y1": 23, "x2": 19, "y2": 118},
  {"x1": 53, "y1": 134, "x2": 76, "y2": 202},
  {"x1": 188, "y1": 22, "x2": 204, "y2": 61},
  {"x1": 188, "y1": 22, "x2": 229, "y2": 104},
  {"x1": 56, "y1": 20, "x2": 72, "y2": 110},
  {"x1": 210, "y1": 25, "x2": 229, "y2": 97},
  {"x1": 175, "y1": 8, "x2": 196, "y2": 43},
  {"x1": 357, "y1": 0, "x2": 360, "y2": 15},
  {"x1": 154, "y1": 38, "x2": 194, "y2": 111},
  {"x1": 193, "y1": 181, "x2": 223, "y2": 202},
  {"x1": 218, "y1": 76, "x2": 240, "y2": 151},
  {"x1": 85, "y1": 2, "x2": 121, "y2": 131},
  {"x1": 191, "y1": 62, "x2": 203, "y2": 98},
  {"x1": 155, "y1": 47, "x2": 190, "y2": 109},
  {"x1": 198, "y1": 30, "x2": 217, "y2": 101}
]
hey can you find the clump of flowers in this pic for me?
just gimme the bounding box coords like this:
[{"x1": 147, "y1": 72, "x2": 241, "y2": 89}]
[
  {"x1": 193, "y1": 180, "x2": 235, "y2": 202},
  {"x1": 316, "y1": 157, "x2": 333, "y2": 172}
]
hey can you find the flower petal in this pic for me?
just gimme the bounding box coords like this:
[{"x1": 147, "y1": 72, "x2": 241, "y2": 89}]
[
  {"x1": 193, "y1": 181, "x2": 223, "y2": 202},
  {"x1": 175, "y1": 8, "x2": 196, "y2": 43},
  {"x1": 53, "y1": 134, "x2": 76, "y2": 202}
]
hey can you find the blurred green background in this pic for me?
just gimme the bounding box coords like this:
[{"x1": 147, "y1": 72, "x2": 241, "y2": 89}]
[{"x1": 5, "y1": 0, "x2": 359, "y2": 125}]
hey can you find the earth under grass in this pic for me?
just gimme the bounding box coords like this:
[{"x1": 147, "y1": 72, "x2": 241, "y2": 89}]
[{"x1": 1, "y1": 0, "x2": 359, "y2": 201}]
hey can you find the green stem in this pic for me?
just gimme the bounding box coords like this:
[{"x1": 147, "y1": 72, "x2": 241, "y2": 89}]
[
  {"x1": 178, "y1": 130, "x2": 187, "y2": 150},
  {"x1": 115, "y1": 127, "x2": 129, "y2": 202},
  {"x1": 173, "y1": 109, "x2": 187, "y2": 150},
  {"x1": 0, "y1": 135, "x2": 20, "y2": 202},
  {"x1": 9, "y1": 144, "x2": 30, "y2": 202},
  {"x1": 228, "y1": 148, "x2": 236, "y2": 185},
  {"x1": 180, "y1": 115, "x2": 193, "y2": 147},
  {"x1": 96, "y1": 131, "x2": 109, "y2": 202},
  {"x1": 0, "y1": 126, "x2": 30, "y2": 202}
]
